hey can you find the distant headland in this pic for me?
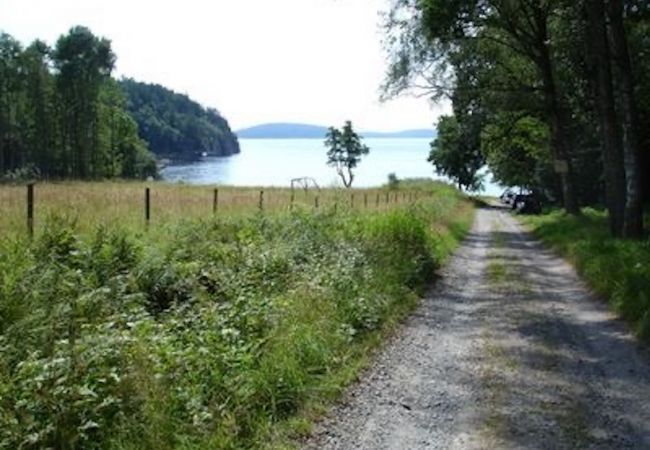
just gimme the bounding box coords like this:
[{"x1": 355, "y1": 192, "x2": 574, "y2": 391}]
[{"x1": 237, "y1": 123, "x2": 436, "y2": 139}]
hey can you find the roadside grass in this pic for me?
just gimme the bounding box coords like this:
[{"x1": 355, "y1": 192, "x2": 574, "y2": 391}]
[
  {"x1": 0, "y1": 181, "x2": 473, "y2": 449},
  {"x1": 520, "y1": 208, "x2": 650, "y2": 342}
]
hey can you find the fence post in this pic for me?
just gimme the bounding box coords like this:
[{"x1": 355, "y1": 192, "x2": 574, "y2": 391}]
[
  {"x1": 376, "y1": 193, "x2": 380, "y2": 207},
  {"x1": 213, "y1": 188, "x2": 219, "y2": 214},
  {"x1": 27, "y1": 182, "x2": 34, "y2": 238},
  {"x1": 350, "y1": 193, "x2": 354, "y2": 209},
  {"x1": 385, "y1": 191, "x2": 389, "y2": 204},
  {"x1": 259, "y1": 190, "x2": 264, "y2": 212},
  {"x1": 290, "y1": 187, "x2": 295, "y2": 211},
  {"x1": 314, "y1": 195, "x2": 319, "y2": 209},
  {"x1": 145, "y1": 187, "x2": 151, "y2": 228},
  {"x1": 364, "y1": 193, "x2": 368, "y2": 208}
]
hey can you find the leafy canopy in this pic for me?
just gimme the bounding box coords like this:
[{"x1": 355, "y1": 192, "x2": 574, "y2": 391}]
[{"x1": 325, "y1": 121, "x2": 369, "y2": 188}]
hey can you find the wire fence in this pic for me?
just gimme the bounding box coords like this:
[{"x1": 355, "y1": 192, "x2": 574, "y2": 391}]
[{"x1": 0, "y1": 182, "x2": 433, "y2": 237}]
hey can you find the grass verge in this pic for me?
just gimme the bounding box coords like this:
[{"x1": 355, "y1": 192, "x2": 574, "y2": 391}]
[
  {"x1": 0, "y1": 181, "x2": 473, "y2": 449},
  {"x1": 519, "y1": 208, "x2": 650, "y2": 343}
]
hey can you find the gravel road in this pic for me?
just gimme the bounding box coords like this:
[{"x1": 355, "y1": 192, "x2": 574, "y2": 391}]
[{"x1": 304, "y1": 206, "x2": 650, "y2": 449}]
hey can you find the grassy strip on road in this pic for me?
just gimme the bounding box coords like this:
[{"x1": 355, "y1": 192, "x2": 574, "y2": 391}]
[
  {"x1": 0, "y1": 181, "x2": 473, "y2": 449},
  {"x1": 520, "y1": 208, "x2": 650, "y2": 342}
]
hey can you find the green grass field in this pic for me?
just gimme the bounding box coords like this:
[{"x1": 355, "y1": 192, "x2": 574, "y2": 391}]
[{"x1": 0, "y1": 180, "x2": 473, "y2": 449}]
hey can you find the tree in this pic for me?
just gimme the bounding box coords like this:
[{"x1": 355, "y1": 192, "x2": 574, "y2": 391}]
[
  {"x1": 119, "y1": 79, "x2": 240, "y2": 159},
  {"x1": 52, "y1": 26, "x2": 115, "y2": 178},
  {"x1": 482, "y1": 114, "x2": 552, "y2": 192},
  {"x1": 0, "y1": 33, "x2": 26, "y2": 174},
  {"x1": 584, "y1": 0, "x2": 627, "y2": 236},
  {"x1": 0, "y1": 29, "x2": 159, "y2": 181},
  {"x1": 325, "y1": 121, "x2": 369, "y2": 188},
  {"x1": 21, "y1": 40, "x2": 56, "y2": 176},
  {"x1": 607, "y1": 0, "x2": 644, "y2": 238},
  {"x1": 429, "y1": 115, "x2": 484, "y2": 191},
  {"x1": 382, "y1": 0, "x2": 581, "y2": 214}
]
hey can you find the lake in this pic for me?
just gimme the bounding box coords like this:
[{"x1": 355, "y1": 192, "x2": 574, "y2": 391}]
[{"x1": 161, "y1": 138, "x2": 503, "y2": 195}]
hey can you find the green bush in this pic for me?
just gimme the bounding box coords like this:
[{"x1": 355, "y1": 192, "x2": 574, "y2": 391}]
[{"x1": 0, "y1": 184, "x2": 472, "y2": 449}]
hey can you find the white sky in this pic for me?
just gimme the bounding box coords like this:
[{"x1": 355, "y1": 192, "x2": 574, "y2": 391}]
[{"x1": 1, "y1": 0, "x2": 449, "y2": 131}]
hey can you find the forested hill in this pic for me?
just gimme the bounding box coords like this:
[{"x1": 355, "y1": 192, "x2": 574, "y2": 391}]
[{"x1": 120, "y1": 79, "x2": 240, "y2": 159}]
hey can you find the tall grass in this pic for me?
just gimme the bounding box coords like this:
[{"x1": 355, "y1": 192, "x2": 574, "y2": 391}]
[
  {"x1": 521, "y1": 208, "x2": 650, "y2": 342},
  {"x1": 0, "y1": 181, "x2": 431, "y2": 236},
  {"x1": 0, "y1": 181, "x2": 473, "y2": 449}
]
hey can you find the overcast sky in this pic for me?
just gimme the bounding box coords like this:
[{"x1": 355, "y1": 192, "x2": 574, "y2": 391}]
[{"x1": 1, "y1": 0, "x2": 449, "y2": 131}]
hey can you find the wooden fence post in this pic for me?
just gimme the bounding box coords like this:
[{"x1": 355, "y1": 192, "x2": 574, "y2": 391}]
[
  {"x1": 213, "y1": 188, "x2": 219, "y2": 214},
  {"x1": 290, "y1": 187, "x2": 295, "y2": 211},
  {"x1": 259, "y1": 190, "x2": 264, "y2": 212},
  {"x1": 145, "y1": 187, "x2": 151, "y2": 228},
  {"x1": 364, "y1": 193, "x2": 368, "y2": 208},
  {"x1": 314, "y1": 196, "x2": 319, "y2": 209},
  {"x1": 350, "y1": 193, "x2": 354, "y2": 209},
  {"x1": 27, "y1": 183, "x2": 34, "y2": 238},
  {"x1": 376, "y1": 193, "x2": 380, "y2": 207}
]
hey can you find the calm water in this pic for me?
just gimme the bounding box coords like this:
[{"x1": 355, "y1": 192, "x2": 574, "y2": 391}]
[{"x1": 161, "y1": 138, "x2": 502, "y2": 195}]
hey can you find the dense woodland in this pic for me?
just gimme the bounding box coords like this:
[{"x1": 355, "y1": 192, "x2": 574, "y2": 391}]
[
  {"x1": 384, "y1": 0, "x2": 649, "y2": 238},
  {"x1": 120, "y1": 79, "x2": 240, "y2": 160},
  {"x1": 0, "y1": 26, "x2": 239, "y2": 181}
]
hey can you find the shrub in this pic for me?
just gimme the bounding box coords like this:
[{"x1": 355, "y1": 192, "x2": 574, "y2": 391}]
[{"x1": 0, "y1": 183, "x2": 472, "y2": 449}]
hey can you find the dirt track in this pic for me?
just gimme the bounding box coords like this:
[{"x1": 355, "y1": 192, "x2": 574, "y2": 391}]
[{"x1": 305, "y1": 206, "x2": 650, "y2": 449}]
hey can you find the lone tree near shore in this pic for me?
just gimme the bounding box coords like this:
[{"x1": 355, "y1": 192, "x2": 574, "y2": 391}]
[{"x1": 325, "y1": 121, "x2": 369, "y2": 188}]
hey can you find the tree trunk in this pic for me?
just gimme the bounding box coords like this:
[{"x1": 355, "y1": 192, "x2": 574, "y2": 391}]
[
  {"x1": 536, "y1": 38, "x2": 580, "y2": 215},
  {"x1": 585, "y1": 0, "x2": 626, "y2": 237},
  {"x1": 608, "y1": 0, "x2": 644, "y2": 238}
]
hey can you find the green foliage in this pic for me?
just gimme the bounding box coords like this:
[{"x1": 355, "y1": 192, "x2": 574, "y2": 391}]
[
  {"x1": 429, "y1": 115, "x2": 485, "y2": 191},
  {"x1": 325, "y1": 121, "x2": 369, "y2": 188},
  {"x1": 119, "y1": 79, "x2": 240, "y2": 159},
  {"x1": 0, "y1": 183, "x2": 472, "y2": 449},
  {"x1": 0, "y1": 28, "x2": 158, "y2": 180},
  {"x1": 481, "y1": 114, "x2": 553, "y2": 191},
  {"x1": 382, "y1": 0, "x2": 650, "y2": 228},
  {"x1": 523, "y1": 210, "x2": 650, "y2": 341},
  {"x1": 387, "y1": 172, "x2": 400, "y2": 190}
]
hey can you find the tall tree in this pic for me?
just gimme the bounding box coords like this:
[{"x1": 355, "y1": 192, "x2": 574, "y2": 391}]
[
  {"x1": 584, "y1": 0, "x2": 627, "y2": 236},
  {"x1": 21, "y1": 40, "x2": 56, "y2": 176},
  {"x1": 0, "y1": 33, "x2": 25, "y2": 173},
  {"x1": 383, "y1": 0, "x2": 581, "y2": 214},
  {"x1": 52, "y1": 26, "x2": 115, "y2": 178},
  {"x1": 429, "y1": 115, "x2": 485, "y2": 191},
  {"x1": 607, "y1": 0, "x2": 644, "y2": 238}
]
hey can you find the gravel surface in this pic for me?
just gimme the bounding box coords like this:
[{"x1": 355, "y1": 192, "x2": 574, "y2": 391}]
[{"x1": 304, "y1": 206, "x2": 650, "y2": 449}]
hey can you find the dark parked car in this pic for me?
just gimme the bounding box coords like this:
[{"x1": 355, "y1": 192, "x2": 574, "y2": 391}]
[
  {"x1": 500, "y1": 189, "x2": 516, "y2": 206},
  {"x1": 513, "y1": 193, "x2": 541, "y2": 214}
]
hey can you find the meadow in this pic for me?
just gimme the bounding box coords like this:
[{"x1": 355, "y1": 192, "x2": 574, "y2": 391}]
[
  {"x1": 0, "y1": 180, "x2": 473, "y2": 449},
  {"x1": 1, "y1": 181, "x2": 435, "y2": 236}
]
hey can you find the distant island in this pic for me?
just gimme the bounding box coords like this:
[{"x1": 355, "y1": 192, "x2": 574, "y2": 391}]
[{"x1": 237, "y1": 123, "x2": 436, "y2": 139}]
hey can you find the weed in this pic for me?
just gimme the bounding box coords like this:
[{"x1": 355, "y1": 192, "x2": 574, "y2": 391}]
[{"x1": 0, "y1": 181, "x2": 472, "y2": 449}]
